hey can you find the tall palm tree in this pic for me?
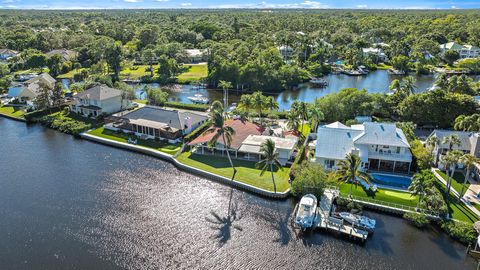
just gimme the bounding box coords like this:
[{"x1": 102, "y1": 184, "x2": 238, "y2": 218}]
[
  {"x1": 459, "y1": 154, "x2": 478, "y2": 199},
  {"x1": 265, "y1": 96, "x2": 279, "y2": 112},
  {"x1": 286, "y1": 111, "x2": 300, "y2": 132},
  {"x1": 389, "y1": 79, "x2": 401, "y2": 93},
  {"x1": 402, "y1": 76, "x2": 416, "y2": 95},
  {"x1": 425, "y1": 134, "x2": 440, "y2": 162},
  {"x1": 256, "y1": 139, "x2": 283, "y2": 193},
  {"x1": 337, "y1": 153, "x2": 370, "y2": 198},
  {"x1": 239, "y1": 94, "x2": 253, "y2": 116},
  {"x1": 440, "y1": 150, "x2": 463, "y2": 197},
  {"x1": 442, "y1": 134, "x2": 461, "y2": 151},
  {"x1": 308, "y1": 106, "x2": 324, "y2": 132},
  {"x1": 208, "y1": 107, "x2": 237, "y2": 175},
  {"x1": 252, "y1": 91, "x2": 266, "y2": 121},
  {"x1": 408, "y1": 171, "x2": 433, "y2": 208},
  {"x1": 218, "y1": 80, "x2": 232, "y2": 113}
]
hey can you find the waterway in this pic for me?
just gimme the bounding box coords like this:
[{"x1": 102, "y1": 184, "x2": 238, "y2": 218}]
[{"x1": 0, "y1": 118, "x2": 476, "y2": 269}]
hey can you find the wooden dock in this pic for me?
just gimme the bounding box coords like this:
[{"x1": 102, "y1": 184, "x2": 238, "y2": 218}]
[{"x1": 314, "y1": 189, "x2": 369, "y2": 241}]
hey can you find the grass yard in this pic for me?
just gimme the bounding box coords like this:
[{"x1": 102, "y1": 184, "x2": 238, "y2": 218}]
[
  {"x1": 133, "y1": 99, "x2": 148, "y2": 105},
  {"x1": 177, "y1": 63, "x2": 208, "y2": 84},
  {"x1": 339, "y1": 183, "x2": 419, "y2": 207},
  {"x1": 435, "y1": 169, "x2": 468, "y2": 196},
  {"x1": 57, "y1": 68, "x2": 87, "y2": 79},
  {"x1": 88, "y1": 127, "x2": 181, "y2": 155},
  {"x1": 433, "y1": 179, "x2": 478, "y2": 224},
  {"x1": 0, "y1": 105, "x2": 26, "y2": 119},
  {"x1": 176, "y1": 151, "x2": 291, "y2": 192},
  {"x1": 120, "y1": 65, "x2": 159, "y2": 80},
  {"x1": 376, "y1": 63, "x2": 393, "y2": 70}
]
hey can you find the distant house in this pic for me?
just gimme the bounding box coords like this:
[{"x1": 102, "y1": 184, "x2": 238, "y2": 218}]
[
  {"x1": 278, "y1": 45, "x2": 294, "y2": 59},
  {"x1": 315, "y1": 122, "x2": 412, "y2": 173},
  {"x1": 362, "y1": 47, "x2": 388, "y2": 62},
  {"x1": 70, "y1": 85, "x2": 130, "y2": 118},
  {"x1": 9, "y1": 73, "x2": 57, "y2": 105},
  {"x1": 185, "y1": 49, "x2": 207, "y2": 63},
  {"x1": 106, "y1": 106, "x2": 208, "y2": 143},
  {"x1": 46, "y1": 49, "x2": 78, "y2": 61},
  {"x1": 188, "y1": 119, "x2": 298, "y2": 165},
  {"x1": 439, "y1": 42, "x2": 480, "y2": 59},
  {"x1": 0, "y1": 48, "x2": 19, "y2": 60},
  {"x1": 427, "y1": 130, "x2": 480, "y2": 165}
]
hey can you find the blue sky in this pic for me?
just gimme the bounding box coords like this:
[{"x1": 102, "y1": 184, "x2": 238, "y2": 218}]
[{"x1": 0, "y1": 0, "x2": 479, "y2": 10}]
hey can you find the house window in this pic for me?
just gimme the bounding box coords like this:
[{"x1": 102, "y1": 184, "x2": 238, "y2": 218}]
[
  {"x1": 93, "y1": 100, "x2": 97, "y2": 105},
  {"x1": 324, "y1": 160, "x2": 335, "y2": 168},
  {"x1": 396, "y1": 147, "x2": 400, "y2": 154}
]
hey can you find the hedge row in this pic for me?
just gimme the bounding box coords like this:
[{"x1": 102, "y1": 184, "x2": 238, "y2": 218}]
[
  {"x1": 289, "y1": 144, "x2": 306, "y2": 179},
  {"x1": 24, "y1": 105, "x2": 66, "y2": 122},
  {"x1": 165, "y1": 102, "x2": 209, "y2": 112},
  {"x1": 184, "y1": 121, "x2": 211, "y2": 142}
]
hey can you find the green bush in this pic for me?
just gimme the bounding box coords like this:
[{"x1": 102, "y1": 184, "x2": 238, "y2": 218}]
[
  {"x1": 289, "y1": 145, "x2": 306, "y2": 178},
  {"x1": 440, "y1": 221, "x2": 477, "y2": 245},
  {"x1": 184, "y1": 121, "x2": 211, "y2": 142},
  {"x1": 347, "y1": 201, "x2": 363, "y2": 211},
  {"x1": 165, "y1": 101, "x2": 209, "y2": 112},
  {"x1": 336, "y1": 197, "x2": 350, "y2": 207},
  {"x1": 24, "y1": 105, "x2": 66, "y2": 122},
  {"x1": 39, "y1": 112, "x2": 91, "y2": 135},
  {"x1": 291, "y1": 161, "x2": 327, "y2": 200},
  {"x1": 404, "y1": 212, "x2": 430, "y2": 228}
]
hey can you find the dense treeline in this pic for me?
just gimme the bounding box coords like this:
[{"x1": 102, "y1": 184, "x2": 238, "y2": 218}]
[{"x1": 1, "y1": 9, "x2": 480, "y2": 91}]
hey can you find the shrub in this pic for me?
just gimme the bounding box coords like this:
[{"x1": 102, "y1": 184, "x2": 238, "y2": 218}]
[
  {"x1": 184, "y1": 121, "x2": 211, "y2": 142},
  {"x1": 291, "y1": 161, "x2": 327, "y2": 199},
  {"x1": 165, "y1": 101, "x2": 209, "y2": 112},
  {"x1": 440, "y1": 221, "x2": 477, "y2": 245},
  {"x1": 39, "y1": 112, "x2": 91, "y2": 135},
  {"x1": 403, "y1": 212, "x2": 429, "y2": 228},
  {"x1": 336, "y1": 197, "x2": 349, "y2": 207},
  {"x1": 289, "y1": 145, "x2": 306, "y2": 178},
  {"x1": 347, "y1": 201, "x2": 363, "y2": 211}
]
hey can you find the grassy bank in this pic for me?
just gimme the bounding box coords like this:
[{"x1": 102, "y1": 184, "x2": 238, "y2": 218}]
[
  {"x1": 177, "y1": 63, "x2": 208, "y2": 84},
  {"x1": 39, "y1": 111, "x2": 94, "y2": 135},
  {"x1": 120, "y1": 65, "x2": 159, "y2": 80},
  {"x1": 88, "y1": 127, "x2": 181, "y2": 155},
  {"x1": 176, "y1": 152, "x2": 290, "y2": 192},
  {"x1": 339, "y1": 183, "x2": 419, "y2": 207},
  {"x1": 435, "y1": 169, "x2": 468, "y2": 196},
  {"x1": 0, "y1": 105, "x2": 26, "y2": 119}
]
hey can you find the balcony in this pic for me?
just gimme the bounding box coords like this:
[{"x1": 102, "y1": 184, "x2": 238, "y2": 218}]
[{"x1": 367, "y1": 150, "x2": 412, "y2": 162}]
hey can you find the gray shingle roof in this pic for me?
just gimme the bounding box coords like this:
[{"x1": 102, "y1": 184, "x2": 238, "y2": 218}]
[
  {"x1": 25, "y1": 73, "x2": 56, "y2": 86},
  {"x1": 120, "y1": 106, "x2": 207, "y2": 131},
  {"x1": 429, "y1": 129, "x2": 474, "y2": 151},
  {"x1": 353, "y1": 122, "x2": 410, "y2": 148},
  {"x1": 75, "y1": 85, "x2": 123, "y2": 101}
]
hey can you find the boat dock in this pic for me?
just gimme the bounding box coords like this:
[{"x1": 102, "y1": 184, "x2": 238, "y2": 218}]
[{"x1": 313, "y1": 189, "x2": 369, "y2": 242}]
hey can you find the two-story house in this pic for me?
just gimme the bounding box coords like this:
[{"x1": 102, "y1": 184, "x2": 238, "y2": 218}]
[
  {"x1": 427, "y1": 130, "x2": 480, "y2": 165},
  {"x1": 439, "y1": 42, "x2": 480, "y2": 59},
  {"x1": 315, "y1": 122, "x2": 412, "y2": 173},
  {"x1": 70, "y1": 85, "x2": 130, "y2": 118},
  {"x1": 9, "y1": 73, "x2": 57, "y2": 106}
]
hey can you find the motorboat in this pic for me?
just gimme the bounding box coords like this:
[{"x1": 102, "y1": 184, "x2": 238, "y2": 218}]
[
  {"x1": 388, "y1": 68, "x2": 406, "y2": 75},
  {"x1": 294, "y1": 194, "x2": 318, "y2": 229},
  {"x1": 187, "y1": 94, "x2": 209, "y2": 104},
  {"x1": 127, "y1": 138, "x2": 138, "y2": 145},
  {"x1": 338, "y1": 212, "x2": 376, "y2": 232},
  {"x1": 309, "y1": 78, "x2": 328, "y2": 87}
]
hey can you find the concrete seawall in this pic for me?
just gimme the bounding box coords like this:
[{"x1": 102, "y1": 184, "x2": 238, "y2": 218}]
[
  {"x1": 80, "y1": 132, "x2": 290, "y2": 199},
  {"x1": 0, "y1": 113, "x2": 26, "y2": 122}
]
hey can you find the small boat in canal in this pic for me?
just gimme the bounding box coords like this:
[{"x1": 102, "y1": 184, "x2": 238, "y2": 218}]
[
  {"x1": 187, "y1": 94, "x2": 209, "y2": 104},
  {"x1": 295, "y1": 194, "x2": 318, "y2": 229},
  {"x1": 337, "y1": 212, "x2": 376, "y2": 232},
  {"x1": 309, "y1": 78, "x2": 328, "y2": 87}
]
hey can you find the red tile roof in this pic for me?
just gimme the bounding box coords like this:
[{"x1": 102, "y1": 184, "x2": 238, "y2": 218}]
[{"x1": 189, "y1": 119, "x2": 264, "y2": 149}]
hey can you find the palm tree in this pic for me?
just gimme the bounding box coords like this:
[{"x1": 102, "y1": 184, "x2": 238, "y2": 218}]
[
  {"x1": 308, "y1": 106, "x2": 324, "y2": 132},
  {"x1": 252, "y1": 91, "x2": 266, "y2": 122},
  {"x1": 442, "y1": 134, "x2": 461, "y2": 151},
  {"x1": 440, "y1": 150, "x2": 463, "y2": 197},
  {"x1": 218, "y1": 80, "x2": 232, "y2": 113},
  {"x1": 389, "y1": 79, "x2": 401, "y2": 93},
  {"x1": 459, "y1": 154, "x2": 478, "y2": 199},
  {"x1": 434, "y1": 73, "x2": 449, "y2": 90},
  {"x1": 408, "y1": 171, "x2": 433, "y2": 208},
  {"x1": 286, "y1": 111, "x2": 300, "y2": 132},
  {"x1": 425, "y1": 134, "x2": 440, "y2": 162},
  {"x1": 239, "y1": 94, "x2": 253, "y2": 117},
  {"x1": 208, "y1": 107, "x2": 237, "y2": 175},
  {"x1": 256, "y1": 139, "x2": 283, "y2": 193},
  {"x1": 265, "y1": 96, "x2": 279, "y2": 112},
  {"x1": 210, "y1": 100, "x2": 224, "y2": 118},
  {"x1": 337, "y1": 153, "x2": 370, "y2": 198},
  {"x1": 402, "y1": 76, "x2": 416, "y2": 95}
]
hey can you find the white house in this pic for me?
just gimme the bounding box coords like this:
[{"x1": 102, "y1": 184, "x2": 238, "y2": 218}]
[
  {"x1": 439, "y1": 42, "x2": 480, "y2": 59},
  {"x1": 315, "y1": 122, "x2": 412, "y2": 173},
  {"x1": 185, "y1": 49, "x2": 207, "y2": 63},
  {"x1": 70, "y1": 85, "x2": 130, "y2": 118},
  {"x1": 362, "y1": 47, "x2": 388, "y2": 62},
  {"x1": 238, "y1": 135, "x2": 298, "y2": 165}
]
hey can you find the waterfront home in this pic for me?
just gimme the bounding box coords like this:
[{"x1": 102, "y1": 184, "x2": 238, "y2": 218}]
[
  {"x1": 9, "y1": 73, "x2": 56, "y2": 106},
  {"x1": 427, "y1": 130, "x2": 480, "y2": 165},
  {"x1": 189, "y1": 119, "x2": 298, "y2": 165},
  {"x1": 106, "y1": 106, "x2": 208, "y2": 143},
  {"x1": 46, "y1": 49, "x2": 78, "y2": 61},
  {"x1": 184, "y1": 49, "x2": 207, "y2": 63},
  {"x1": 70, "y1": 85, "x2": 130, "y2": 118},
  {"x1": 439, "y1": 42, "x2": 480, "y2": 59},
  {"x1": 315, "y1": 122, "x2": 412, "y2": 173},
  {"x1": 0, "y1": 48, "x2": 19, "y2": 60},
  {"x1": 362, "y1": 47, "x2": 388, "y2": 62}
]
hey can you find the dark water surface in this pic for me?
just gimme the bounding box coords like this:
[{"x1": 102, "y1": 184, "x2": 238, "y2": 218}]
[{"x1": 0, "y1": 118, "x2": 476, "y2": 270}]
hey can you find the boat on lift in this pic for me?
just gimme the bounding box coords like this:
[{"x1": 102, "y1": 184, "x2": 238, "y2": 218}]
[
  {"x1": 187, "y1": 94, "x2": 209, "y2": 104},
  {"x1": 337, "y1": 212, "x2": 376, "y2": 232},
  {"x1": 294, "y1": 194, "x2": 318, "y2": 229}
]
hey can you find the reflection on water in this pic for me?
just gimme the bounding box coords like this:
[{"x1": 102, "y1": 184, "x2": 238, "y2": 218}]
[{"x1": 0, "y1": 118, "x2": 476, "y2": 270}]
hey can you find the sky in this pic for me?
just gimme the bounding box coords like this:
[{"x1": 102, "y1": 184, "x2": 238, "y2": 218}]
[{"x1": 0, "y1": 0, "x2": 479, "y2": 10}]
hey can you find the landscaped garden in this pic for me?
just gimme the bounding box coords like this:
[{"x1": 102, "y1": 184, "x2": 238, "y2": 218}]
[
  {"x1": 88, "y1": 126, "x2": 181, "y2": 155},
  {"x1": 176, "y1": 151, "x2": 291, "y2": 192},
  {"x1": 0, "y1": 105, "x2": 26, "y2": 119}
]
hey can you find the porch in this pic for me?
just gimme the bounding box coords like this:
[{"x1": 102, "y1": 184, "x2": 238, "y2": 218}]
[{"x1": 367, "y1": 158, "x2": 411, "y2": 174}]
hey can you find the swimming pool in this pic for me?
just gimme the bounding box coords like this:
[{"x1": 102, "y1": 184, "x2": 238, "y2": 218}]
[{"x1": 370, "y1": 173, "x2": 412, "y2": 189}]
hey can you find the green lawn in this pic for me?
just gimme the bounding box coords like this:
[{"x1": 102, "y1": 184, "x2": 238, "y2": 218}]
[
  {"x1": 435, "y1": 169, "x2": 469, "y2": 196},
  {"x1": 300, "y1": 124, "x2": 311, "y2": 137},
  {"x1": 88, "y1": 127, "x2": 181, "y2": 155},
  {"x1": 0, "y1": 105, "x2": 26, "y2": 119},
  {"x1": 177, "y1": 63, "x2": 208, "y2": 83},
  {"x1": 339, "y1": 183, "x2": 419, "y2": 207},
  {"x1": 120, "y1": 65, "x2": 159, "y2": 80},
  {"x1": 376, "y1": 63, "x2": 393, "y2": 70},
  {"x1": 133, "y1": 99, "x2": 148, "y2": 105},
  {"x1": 433, "y1": 179, "x2": 478, "y2": 224},
  {"x1": 176, "y1": 151, "x2": 290, "y2": 192},
  {"x1": 57, "y1": 68, "x2": 87, "y2": 79}
]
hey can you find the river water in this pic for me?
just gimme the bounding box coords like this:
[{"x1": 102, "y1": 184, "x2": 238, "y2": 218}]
[{"x1": 0, "y1": 118, "x2": 476, "y2": 270}]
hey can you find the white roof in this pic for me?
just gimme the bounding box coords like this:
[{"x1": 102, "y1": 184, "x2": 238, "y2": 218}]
[
  {"x1": 315, "y1": 126, "x2": 363, "y2": 160},
  {"x1": 324, "y1": 121, "x2": 349, "y2": 129},
  {"x1": 185, "y1": 49, "x2": 205, "y2": 57},
  {"x1": 353, "y1": 122, "x2": 410, "y2": 148},
  {"x1": 238, "y1": 135, "x2": 298, "y2": 154}
]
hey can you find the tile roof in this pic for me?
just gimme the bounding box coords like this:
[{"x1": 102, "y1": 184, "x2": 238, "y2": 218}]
[
  {"x1": 189, "y1": 119, "x2": 264, "y2": 149},
  {"x1": 75, "y1": 85, "x2": 123, "y2": 101}
]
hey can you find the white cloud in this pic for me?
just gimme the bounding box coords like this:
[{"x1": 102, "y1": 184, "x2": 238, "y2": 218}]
[
  {"x1": 2, "y1": 0, "x2": 15, "y2": 3},
  {"x1": 180, "y1": 2, "x2": 191, "y2": 6},
  {"x1": 356, "y1": 4, "x2": 368, "y2": 9},
  {"x1": 124, "y1": 0, "x2": 142, "y2": 3},
  {"x1": 155, "y1": 0, "x2": 169, "y2": 2},
  {"x1": 209, "y1": 1, "x2": 327, "y2": 9},
  {"x1": 451, "y1": 6, "x2": 458, "y2": 9}
]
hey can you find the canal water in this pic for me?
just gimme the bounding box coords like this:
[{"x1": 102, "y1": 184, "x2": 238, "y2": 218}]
[{"x1": 0, "y1": 118, "x2": 476, "y2": 270}]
